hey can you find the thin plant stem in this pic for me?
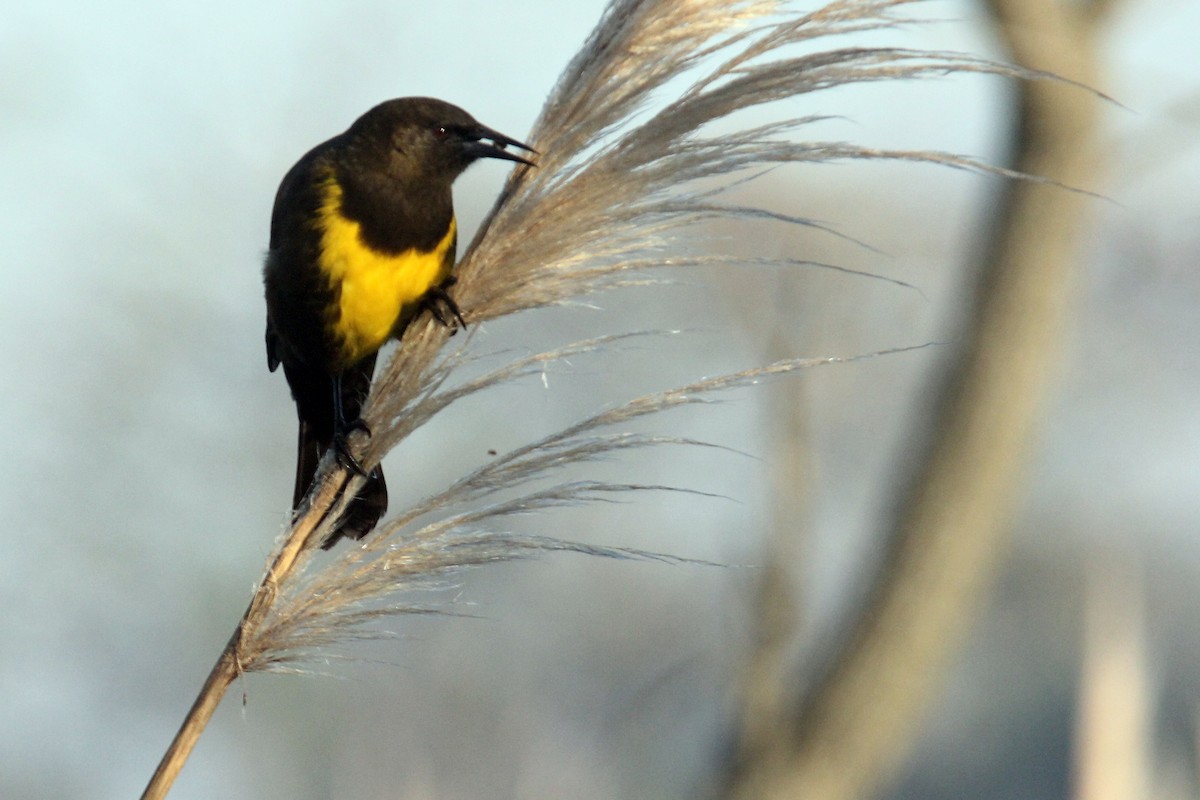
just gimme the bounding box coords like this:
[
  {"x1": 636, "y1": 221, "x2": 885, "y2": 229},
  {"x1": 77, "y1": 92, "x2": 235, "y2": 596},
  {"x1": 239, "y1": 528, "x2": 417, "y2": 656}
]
[
  {"x1": 139, "y1": 638, "x2": 238, "y2": 800},
  {"x1": 139, "y1": 463, "x2": 351, "y2": 799}
]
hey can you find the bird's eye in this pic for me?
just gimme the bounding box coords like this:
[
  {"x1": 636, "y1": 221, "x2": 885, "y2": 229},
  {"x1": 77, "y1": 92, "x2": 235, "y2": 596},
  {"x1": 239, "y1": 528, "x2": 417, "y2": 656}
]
[{"x1": 433, "y1": 126, "x2": 449, "y2": 139}]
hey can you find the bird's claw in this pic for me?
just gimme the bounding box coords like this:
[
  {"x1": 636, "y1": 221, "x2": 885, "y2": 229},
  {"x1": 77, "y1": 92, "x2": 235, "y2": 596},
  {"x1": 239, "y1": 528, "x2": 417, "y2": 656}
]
[
  {"x1": 422, "y1": 278, "x2": 466, "y2": 334},
  {"x1": 333, "y1": 418, "x2": 372, "y2": 477}
]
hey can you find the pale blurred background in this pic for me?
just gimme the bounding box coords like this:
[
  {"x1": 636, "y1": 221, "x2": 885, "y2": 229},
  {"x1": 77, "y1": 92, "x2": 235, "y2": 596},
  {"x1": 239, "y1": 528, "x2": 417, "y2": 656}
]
[{"x1": 1, "y1": 1, "x2": 1197, "y2": 798}]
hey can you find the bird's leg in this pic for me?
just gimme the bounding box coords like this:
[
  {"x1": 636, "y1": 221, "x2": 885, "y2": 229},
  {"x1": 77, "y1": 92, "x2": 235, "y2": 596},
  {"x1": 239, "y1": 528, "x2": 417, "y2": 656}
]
[
  {"x1": 421, "y1": 276, "x2": 466, "y2": 334},
  {"x1": 331, "y1": 374, "x2": 370, "y2": 477}
]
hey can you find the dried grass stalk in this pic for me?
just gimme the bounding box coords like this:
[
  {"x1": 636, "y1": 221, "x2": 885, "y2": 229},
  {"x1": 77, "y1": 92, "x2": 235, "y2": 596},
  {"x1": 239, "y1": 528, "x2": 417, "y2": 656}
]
[
  {"x1": 142, "y1": 2, "x2": 1035, "y2": 797},
  {"x1": 241, "y1": 0, "x2": 1043, "y2": 711}
]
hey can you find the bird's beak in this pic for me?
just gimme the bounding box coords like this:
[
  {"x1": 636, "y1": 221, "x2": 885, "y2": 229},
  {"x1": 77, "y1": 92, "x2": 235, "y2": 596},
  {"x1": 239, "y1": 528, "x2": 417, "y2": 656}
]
[{"x1": 464, "y1": 126, "x2": 538, "y2": 166}]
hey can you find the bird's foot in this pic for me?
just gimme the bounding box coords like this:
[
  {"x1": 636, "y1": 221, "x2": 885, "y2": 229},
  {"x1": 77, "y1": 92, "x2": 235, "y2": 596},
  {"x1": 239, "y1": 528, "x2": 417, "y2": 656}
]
[
  {"x1": 333, "y1": 417, "x2": 372, "y2": 477},
  {"x1": 422, "y1": 278, "x2": 466, "y2": 334}
]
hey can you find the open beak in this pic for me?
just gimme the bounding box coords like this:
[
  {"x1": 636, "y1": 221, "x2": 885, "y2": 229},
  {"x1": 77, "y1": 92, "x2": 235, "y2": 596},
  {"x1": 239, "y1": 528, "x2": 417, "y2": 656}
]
[{"x1": 463, "y1": 125, "x2": 538, "y2": 166}]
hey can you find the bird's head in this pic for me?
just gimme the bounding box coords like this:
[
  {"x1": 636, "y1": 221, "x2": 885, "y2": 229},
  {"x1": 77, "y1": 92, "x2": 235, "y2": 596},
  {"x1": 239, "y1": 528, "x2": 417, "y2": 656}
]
[{"x1": 344, "y1": 97, "x2": 536, "y2": 185}]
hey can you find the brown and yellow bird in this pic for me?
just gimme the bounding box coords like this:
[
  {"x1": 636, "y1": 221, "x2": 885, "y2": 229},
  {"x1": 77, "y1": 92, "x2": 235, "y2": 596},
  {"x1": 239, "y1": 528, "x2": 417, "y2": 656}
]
[{"x1": 263, "y1": 97, "x2": 534, "y2": 548}]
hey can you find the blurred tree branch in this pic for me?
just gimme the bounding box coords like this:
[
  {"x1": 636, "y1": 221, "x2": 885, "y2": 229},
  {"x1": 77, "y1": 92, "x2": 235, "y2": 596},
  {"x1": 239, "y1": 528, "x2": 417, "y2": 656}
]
[{"x1": 725, "y1": 1, "x2": 1110, "y2": 798}]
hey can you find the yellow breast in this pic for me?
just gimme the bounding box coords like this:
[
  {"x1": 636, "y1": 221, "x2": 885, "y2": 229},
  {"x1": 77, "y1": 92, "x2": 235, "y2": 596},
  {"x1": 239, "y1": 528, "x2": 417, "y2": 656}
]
[{"x1": 316, "y1": 178, "x2": 456, "y2": 367}]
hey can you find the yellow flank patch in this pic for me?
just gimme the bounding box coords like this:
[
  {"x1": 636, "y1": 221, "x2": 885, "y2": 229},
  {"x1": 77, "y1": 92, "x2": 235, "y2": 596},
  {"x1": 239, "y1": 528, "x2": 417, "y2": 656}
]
[{"x1": 316, "y1": 177, "x2": 456, "y2": 366}]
